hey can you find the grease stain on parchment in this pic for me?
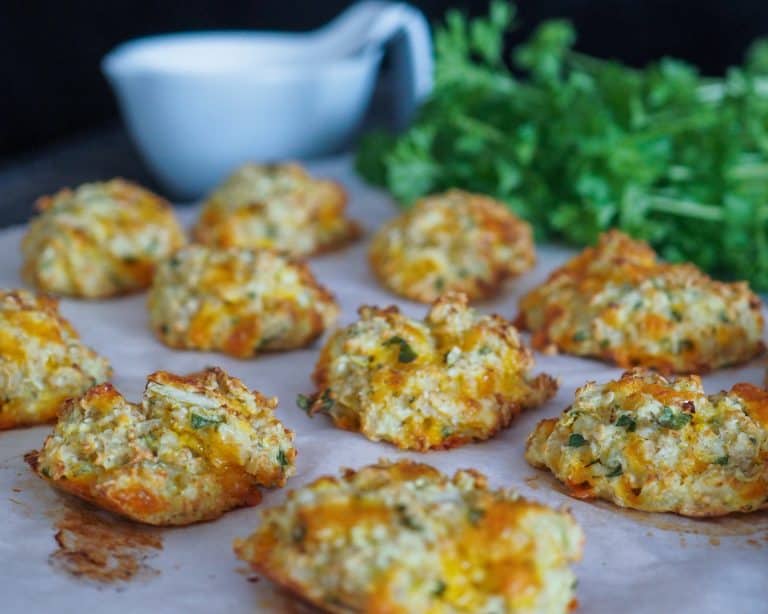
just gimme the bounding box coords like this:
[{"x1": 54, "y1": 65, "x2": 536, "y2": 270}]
[
  {"x1": 5, "y1": 451, "x2": 165, "y2": 585},
  {"x1": 49, "y1": 503, "x2": 163, "y2": 584}
]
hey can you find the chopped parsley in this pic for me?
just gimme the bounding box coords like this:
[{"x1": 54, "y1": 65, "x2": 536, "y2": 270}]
[
  {"x1": 258, "y1": 335, "x2": 277, "y2": 350},
  {"x1": 572, "y1": 330, "x2": 589, "y2": 342},
  {"x1": 190, "y1": 413, "x2": 223, "y2": 429},
  {"x1": 615, "y1": 414, "x2": 637, "y2": 432},
  {"x1": 146, "y1": 237, "x2": 159, "y2": 254},
  {"x1": 395, "y1": 504, "x2": 423, "y2": 531},
  {"x1": 467, "y1": 506, "x2": 485, "y2": 525},
  {"x1": 714, "y1": 455, "x2": 729, "y2": 466},
  {"x1": 478, "y1": 345, "x2": 492, "y2": 355},
  {"x1": 567, "y1": 433, "x2": 588, "y2": 447},
  {"x1": 318, "y1": 388, "x2": 334, "y2": 412},
  {"x1": 291, "y1": 523, "x2": 306, "y2": 544},
  {"x1": 277, "y1": 449, "x2": 289, "y2": 469},
  {"x1": 444, "y1": 347, "x2": 461, "y2": 366},
  {"x1": 296, "y1": 393, "x2": 311, "y2": 413},
  {"x1": 605, "y1": 464, "x2": 623, "y2": 478},
  {"x1": 141, "y1": 434, "x2": 159, "y2": 451},
  {"x1": 657, "y1": 406, "x2": 692, "y2": 429},
  {"x1": 432, "y1": 580, "x2": 447, "y2": 597},
  {"x1": 383, "y1": 335, "x2": 417, "y2": 363}
]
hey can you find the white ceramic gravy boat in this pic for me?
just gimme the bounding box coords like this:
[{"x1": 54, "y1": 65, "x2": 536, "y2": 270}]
[{"x1": 102, "y1": 1, "x2": 433, "y2": 198}]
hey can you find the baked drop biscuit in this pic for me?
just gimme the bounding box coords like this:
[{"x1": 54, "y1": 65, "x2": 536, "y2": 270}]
[
  {"x1": 193, "y1": 162, "x2": 360, "y2": 256},
  {"x1": 516, "y1": 230, "x2": 764, "y2": 373},
  {"x1": 303, "y1": 293, "x2": 556, "y2": 451},
  {"x1": 0, "y1": 290, "x2": 111, "y2": 429},
  {"x1": 22, "y1": 179, "x2": 186, "y2": 298},
  {"x1": 235, "y1": 459, "x2": 583, "y2": 614},
  {"x1": 28, "y1": 367, "x2": 296, "y2": 525},
  {"x1": 526, "y1": 369, "x2": 768, "y2": 516},
  {"x1": 147, "y1": 245, "x2": 338, "y2": 358},
  {"x1": 369, "y1": 190, "x2": 535, "y2": 303}
]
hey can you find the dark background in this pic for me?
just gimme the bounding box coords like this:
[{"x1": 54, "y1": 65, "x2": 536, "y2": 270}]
[{"x1": 2, "y1": 0, "x2": 768, "y2": 164}]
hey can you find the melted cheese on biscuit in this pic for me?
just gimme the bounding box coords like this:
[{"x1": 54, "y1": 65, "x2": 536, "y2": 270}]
[
  {"x1": 307, "y1": 293, "x2": 556, "y2": 451},
  {"x1": 0, "y1": 290, "x2": 111, "y2": 429},
  {"x1": 235, "y1": 460, "x2": 583, "y2": 614},
  {"x1": 369, "y1": 190, "x2": 535, "y2": 303},
  {"x1": 526, "y1": 369, "x2": 768, "y2": 516},
  {"x1": 29, "y1": 367, "x2": 296, "y2": 525},
  {"x1": 194, "y1": 163, "x2": 360, "y2": 256},
  {"x1": 147, "y1": 245, "x2": 338, "y2": 358},
  {"x1": 21, "y1": 179, "x2": 186, "y2": 298},
  {"x1": 516, "y1": 230, "x2": 764, "y2": 373}
]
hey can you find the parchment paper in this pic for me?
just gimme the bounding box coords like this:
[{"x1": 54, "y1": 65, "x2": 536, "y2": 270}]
[{"x1": 1, "y1": 156, "x2": 766, "y2": 614}]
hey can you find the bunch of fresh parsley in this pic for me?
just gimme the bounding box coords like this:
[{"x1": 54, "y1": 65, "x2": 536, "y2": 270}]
[{"x1": 356, "y1": 1, "x2": 768, "y2": 289}]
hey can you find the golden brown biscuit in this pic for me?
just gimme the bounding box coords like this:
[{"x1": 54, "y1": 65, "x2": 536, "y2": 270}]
[
  {"x1": 147, "y1": 245, "x2": 338, "y2": 358},
  {"x1": 302, "y1": 293, "x2": 556, "y2": 451},
  {"x1": 526, "y1": 369, "x2": 768, "y2": 516},
  {"x1": 0, "y1": 290, "x2": 111, "y2": 429},
  {"x1": 235, "y1": 459, "x2": 583, "y2": 614},
  {"x1": 369, "y1": 190, "x2": 535, "y2": 303},
  {"x1": 516, "y1": 230, "x2": 764, "y2": 373},
  {"x1": 193, "y1": 162, "x2": 360, "y2": 256},
  {"x1": 28, "y1": 367, "x2": 296, "y2": 525},
  {"x1": 21, "y1": 179, "x2": 186, "y2": 298}
]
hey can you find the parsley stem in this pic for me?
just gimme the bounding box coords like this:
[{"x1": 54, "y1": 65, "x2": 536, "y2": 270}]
[{"x1": 645, "y1": 195, "x2": 724, "y2": 221}]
